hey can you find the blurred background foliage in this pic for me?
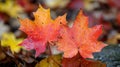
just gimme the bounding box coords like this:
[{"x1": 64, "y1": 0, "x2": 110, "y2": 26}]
[{"x1": 0, "y1": 0, "x2": 120, "y2": 67}]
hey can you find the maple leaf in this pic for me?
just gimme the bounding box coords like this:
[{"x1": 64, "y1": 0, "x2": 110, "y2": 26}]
[
  {"x1": 62, "y1": 53, "x2": 106, "y2": 67},
  {"x1": 1, "y1": 33, "x2": 23, "y2": 53},
  {"x1": 57, "y1": 10, "x2": 106, "y2": 58},
  {"x1": 18, "y1": 5, "x2": 67, "y2": 57}
]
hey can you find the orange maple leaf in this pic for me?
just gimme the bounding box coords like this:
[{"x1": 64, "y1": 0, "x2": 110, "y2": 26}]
[
  {"x1": 57, "y1": 10, "x2": 106, "y2": 58},
  {"x1": 18, "y1": 5, "x2": 66, "y2": 57}
]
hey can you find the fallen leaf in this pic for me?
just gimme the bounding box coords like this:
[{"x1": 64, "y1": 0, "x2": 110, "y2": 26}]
[
  {"x1": 57, "y1": 10, "x2": 106, "y2": 58},
  {"x1": 35, "y1": 54, "x2": 62, "y2": 67},
  {"x1": 19, "y1": 5, "x2": 67, "y2": 57},
  {"x1": 0, "y1": 0, "x2": 23, "y2": 17},
  {"x1": 1, "y1": 33, "x2": 23, "y2": 53},
  {"x1": 62, "y1": 53, "x2": 106, "y2": 67}
]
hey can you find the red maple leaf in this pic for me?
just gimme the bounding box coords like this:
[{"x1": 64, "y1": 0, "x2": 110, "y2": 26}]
[
  {"x1": 62, "y1": 53, "x2": 106, "y2": 67},
  {"x1": 18, "y1": 5, "x2": 66, "y2": 57},
  {"x1": 57, "y1": 10, "x2": 106, "y2": 58}
]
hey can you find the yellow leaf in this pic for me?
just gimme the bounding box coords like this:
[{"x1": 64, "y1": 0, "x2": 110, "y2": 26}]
[
  {"x1": 1, "y1": 33, "x2": 23, "y2": 53},
  {"x1": 0, "y1": 0, "x2": 23, "y2": 17},
  {"x1": 35, "y1": 55, "x2": 62, "y2": 67}
]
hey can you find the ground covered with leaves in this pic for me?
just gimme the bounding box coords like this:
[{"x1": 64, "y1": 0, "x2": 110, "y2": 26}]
[{"x1": 0, "y1": 0, "x2": 120, "y2": 67}]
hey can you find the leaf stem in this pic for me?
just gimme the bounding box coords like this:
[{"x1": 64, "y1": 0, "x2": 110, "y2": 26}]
[
  {"x1": 47, "y1": 42, "x2": 62, "y2": 66},
  {"x1": 47, "y1": 42, "x2": 52, "y2": 56}
]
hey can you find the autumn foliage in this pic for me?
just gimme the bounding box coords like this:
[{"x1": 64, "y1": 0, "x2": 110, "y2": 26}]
[
  {"x1": 18, "y1": 5, "x2": 106, "y2": 59},
  {"x1": 18, "y1": 6, "x2": 66, "y2": 57},
  {"x1": 57, "y1": 11, "x2": 106, "y2": 58},
  {"x1": 1, "y1": 33, "x2": 23, "y2": 53}
]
